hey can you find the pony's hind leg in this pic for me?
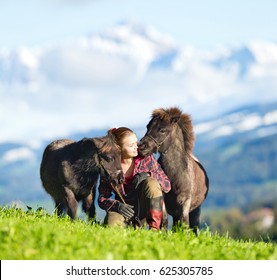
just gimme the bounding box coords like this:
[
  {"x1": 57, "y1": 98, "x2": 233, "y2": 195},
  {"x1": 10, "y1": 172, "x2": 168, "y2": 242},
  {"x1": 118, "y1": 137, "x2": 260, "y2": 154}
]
[
  {"x1": 64, "y1": 187, "x2": 78, "y2": 219},
  {"x1": 189, "y1": 206, "x2": 201, "y2": 234},
  {"x1": 55, "y1": 201, "x2": 66, "y2": 217}
]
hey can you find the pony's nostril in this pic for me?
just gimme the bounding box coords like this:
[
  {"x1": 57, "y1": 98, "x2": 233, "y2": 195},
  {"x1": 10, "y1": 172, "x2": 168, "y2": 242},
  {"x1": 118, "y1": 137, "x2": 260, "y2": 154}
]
[{"x1": 138, "y1": 142, "x2": 146, "y2": 150}]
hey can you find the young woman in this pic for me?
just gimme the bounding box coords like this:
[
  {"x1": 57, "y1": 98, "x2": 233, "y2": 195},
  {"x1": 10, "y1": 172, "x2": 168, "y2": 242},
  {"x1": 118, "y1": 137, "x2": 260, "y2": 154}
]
[{"x1": 98, "y1": 127, "x2": 171, "y2": 230}]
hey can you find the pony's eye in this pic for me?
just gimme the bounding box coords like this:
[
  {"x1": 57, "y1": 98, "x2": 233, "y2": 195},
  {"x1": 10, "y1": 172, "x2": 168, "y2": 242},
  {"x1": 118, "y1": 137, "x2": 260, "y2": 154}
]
[
  {"x1": 102, "y1": 155, "x2": 114, "y2": 162},
  {"x1": 108, "y1": 156, "x2": 114, "y2": 162},
  {"x1": 159, "y1": 128, "x2": 167, "y2": 133}
]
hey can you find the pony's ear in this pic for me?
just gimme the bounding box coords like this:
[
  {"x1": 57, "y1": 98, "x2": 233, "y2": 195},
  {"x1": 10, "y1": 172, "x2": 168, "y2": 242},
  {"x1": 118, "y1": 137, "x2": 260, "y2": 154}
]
[
  {"x1": 170, "y1": 115, "x2": 180, "y2": 124},
  {"x1": 107, "y1": 128, "x2": 117, "y2": 142},
  {"x1": 92, "y1": 137, "x2": 104, "y2": 150},
  {"x1": 78, "y1": 138, "x2": 97, "y2": 156}
]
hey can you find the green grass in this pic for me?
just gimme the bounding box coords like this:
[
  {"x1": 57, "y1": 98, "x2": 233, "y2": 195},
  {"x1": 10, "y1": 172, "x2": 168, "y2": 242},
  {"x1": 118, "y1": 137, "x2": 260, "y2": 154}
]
[{"x1": 0, "y1": 206, "x2": 277, "y2": 260}]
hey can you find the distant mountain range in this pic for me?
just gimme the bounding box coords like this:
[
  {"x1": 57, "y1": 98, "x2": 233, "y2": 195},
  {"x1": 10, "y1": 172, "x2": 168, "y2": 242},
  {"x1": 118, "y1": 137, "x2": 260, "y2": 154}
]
[
  {"x1": 194, "y1": 103, "x2": 277, "y2": 210},
  {"x1": 1, "y1": 101, "x2": 277, "y2": 213},
  {"x1": 194, "y1": 102, "x2": 277, "y2": 149}
]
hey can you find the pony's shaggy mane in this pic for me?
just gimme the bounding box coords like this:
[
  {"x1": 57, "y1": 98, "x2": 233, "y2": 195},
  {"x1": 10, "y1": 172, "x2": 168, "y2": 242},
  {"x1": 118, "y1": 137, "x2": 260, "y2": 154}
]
[{"x1": 152, "y1": 107, "x2": 195, "y2": 152}]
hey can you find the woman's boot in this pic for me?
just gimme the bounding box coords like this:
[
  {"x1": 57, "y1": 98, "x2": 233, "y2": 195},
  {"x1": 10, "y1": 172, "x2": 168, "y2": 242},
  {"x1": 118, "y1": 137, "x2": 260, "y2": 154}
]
[{"x1": 146, "y1": 196, "x2": 163, "y2": 230}]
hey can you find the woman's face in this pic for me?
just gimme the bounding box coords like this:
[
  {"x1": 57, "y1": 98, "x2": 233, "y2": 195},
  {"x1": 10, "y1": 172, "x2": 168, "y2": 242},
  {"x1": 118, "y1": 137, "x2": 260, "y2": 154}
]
[{"x1": 121, "y1": 133, "x2": 138, "y2": 159}]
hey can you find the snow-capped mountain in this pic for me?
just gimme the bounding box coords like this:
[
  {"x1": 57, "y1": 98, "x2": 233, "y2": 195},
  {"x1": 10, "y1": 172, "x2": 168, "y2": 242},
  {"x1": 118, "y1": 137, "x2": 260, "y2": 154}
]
[
  {"x1": 195, "y1": 102, "x2": 277, "y2": 149},
  {"x1": 2, "y1": 101, "x2": 276, "y2": 167}
]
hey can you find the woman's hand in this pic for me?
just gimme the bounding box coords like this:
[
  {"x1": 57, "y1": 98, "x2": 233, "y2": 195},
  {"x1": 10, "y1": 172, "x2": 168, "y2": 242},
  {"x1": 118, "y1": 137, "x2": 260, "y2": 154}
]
[{"x1": 116, "y1": 202, "x2": 135, "y2": 219}]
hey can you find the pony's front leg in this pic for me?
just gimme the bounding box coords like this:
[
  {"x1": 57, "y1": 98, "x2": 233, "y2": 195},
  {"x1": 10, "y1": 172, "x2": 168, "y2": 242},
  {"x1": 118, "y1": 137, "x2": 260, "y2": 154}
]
[
  {"x1": 82, "y1": 186, "x2": 96, "y2": 220},
  {"x1": 180, "y1": 197, "x2": 191, "y2": 226},
  {"x1": 161, "y1": 200, "x2": 168, "y2": 230}
]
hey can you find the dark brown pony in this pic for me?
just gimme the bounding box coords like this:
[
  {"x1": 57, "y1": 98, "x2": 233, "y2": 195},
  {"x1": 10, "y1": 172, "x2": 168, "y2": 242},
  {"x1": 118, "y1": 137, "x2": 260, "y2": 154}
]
[
  {"x1": 139, "y1": 107, "x2": 209, "y2": 231},
  {"x1": 40, "y1": 130, "x2": 123, "y2": 219}
]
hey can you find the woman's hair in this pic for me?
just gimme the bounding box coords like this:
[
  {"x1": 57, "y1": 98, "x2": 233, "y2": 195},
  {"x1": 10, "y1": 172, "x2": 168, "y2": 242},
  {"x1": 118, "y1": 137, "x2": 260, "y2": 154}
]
[{"x1": 109, "y1": 127, "x2": 135, "y2": 147}]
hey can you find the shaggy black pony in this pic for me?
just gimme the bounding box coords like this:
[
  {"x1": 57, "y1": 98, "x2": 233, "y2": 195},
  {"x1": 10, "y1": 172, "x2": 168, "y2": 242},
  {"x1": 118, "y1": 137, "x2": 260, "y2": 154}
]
[{"x1": 40, "y1": 130, "x2": 123, "y2": 219}]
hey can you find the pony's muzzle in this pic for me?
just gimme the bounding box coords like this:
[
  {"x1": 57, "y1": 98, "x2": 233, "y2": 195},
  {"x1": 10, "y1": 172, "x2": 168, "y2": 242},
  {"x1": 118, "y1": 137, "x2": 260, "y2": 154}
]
[
  {"x1": 138, "y1": 140, "x2": 149, "y2": 156},
  {"x1": 117, "y1": 170, "x2": 124, "y2": 184},
  {"x1": 108, "y1": 169, "x2": 124, "y2": 185},
  {"x1": 138, "y1": 136, "x2": 157, "y2": 156}
]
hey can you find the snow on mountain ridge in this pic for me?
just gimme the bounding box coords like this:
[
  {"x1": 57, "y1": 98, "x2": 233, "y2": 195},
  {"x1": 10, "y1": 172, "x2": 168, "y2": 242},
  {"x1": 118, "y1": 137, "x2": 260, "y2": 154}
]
[
  {"x1": 83, "y1": 20, "x2": 178, "y2": 78},
  {"x1": 0, "y1": 47, "x2": 40, "y2": 88},
  {"x1": 101, "y1": 20, "x2": 176, "y2": 53},
  {"x1": 2, "y1": 102, "x2": 277, "y2": 164},
  {"x1": 195, "y1": 106, "x2": 277, "y2": 140}
]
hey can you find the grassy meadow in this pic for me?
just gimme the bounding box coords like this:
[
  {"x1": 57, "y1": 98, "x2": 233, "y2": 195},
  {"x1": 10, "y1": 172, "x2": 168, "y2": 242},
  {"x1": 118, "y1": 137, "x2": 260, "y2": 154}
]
[{"x1": 0, "y1": 206, "x2": 277, "y2": 260}]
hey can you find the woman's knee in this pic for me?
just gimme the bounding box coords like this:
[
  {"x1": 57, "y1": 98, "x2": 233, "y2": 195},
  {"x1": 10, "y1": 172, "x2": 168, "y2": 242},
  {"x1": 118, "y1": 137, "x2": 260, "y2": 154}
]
[{"x1": 142, "y1": 177, "x2": 162, "y2": 198}]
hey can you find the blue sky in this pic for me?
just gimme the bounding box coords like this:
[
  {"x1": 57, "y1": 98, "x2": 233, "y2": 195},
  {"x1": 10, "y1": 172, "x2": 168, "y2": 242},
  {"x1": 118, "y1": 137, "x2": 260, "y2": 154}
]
[{"x1": 1, "y1": 0, "x2": 277, "y2": 50}]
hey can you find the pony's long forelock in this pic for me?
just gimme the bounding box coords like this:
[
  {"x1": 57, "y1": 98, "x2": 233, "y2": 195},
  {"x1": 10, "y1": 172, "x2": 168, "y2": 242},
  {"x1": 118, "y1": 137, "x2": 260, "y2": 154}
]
[
  {"x1": 152, "y1": 107, "x2": 182, "y2": 122},
  {"x1": 151, "y1": 107, "x2": 195, "y2": 152}
]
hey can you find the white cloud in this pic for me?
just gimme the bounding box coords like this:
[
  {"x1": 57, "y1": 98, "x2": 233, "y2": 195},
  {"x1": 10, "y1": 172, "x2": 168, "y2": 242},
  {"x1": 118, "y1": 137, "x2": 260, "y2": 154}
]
[
  {"x1": 40, "y1": 46, "x2": 140, "y2": 86},
  {"x1": 211, "y1": 125, "x2": 235, "y2": 138},
  {"x1": 236, "y1": 114, "x2": 263, "y2": 132},
  {"x1": 1, "y1": 23, "x2": 277, "y2": 145},
  {"x1": 264, "y1": 110, "x2": 277, "y2": 125},
  {"x1": 2, "y1": 147, "x2": 36, "y2": 163}
]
